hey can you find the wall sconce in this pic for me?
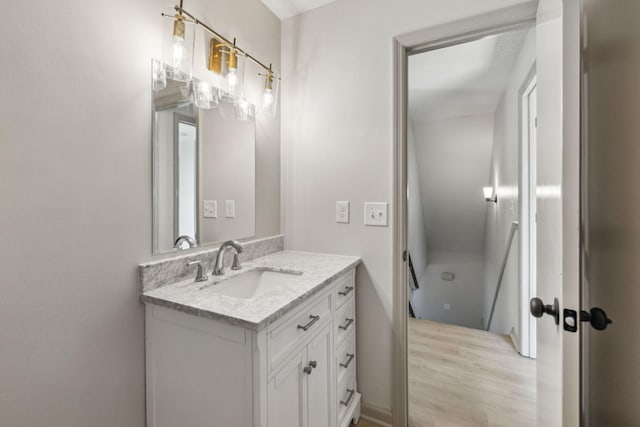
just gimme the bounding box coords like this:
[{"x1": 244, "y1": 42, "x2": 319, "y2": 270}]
[{"x1": 483, "y1": 186, "x2": 497, "y2": 203}]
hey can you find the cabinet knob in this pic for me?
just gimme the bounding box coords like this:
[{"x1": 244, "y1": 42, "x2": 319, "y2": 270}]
[
  {"x1": 303, "y1": 366, "x2": 312, "y2": 375},
  {"x1": 308, "y1": 360, "x2": 317, "y2": 369}
]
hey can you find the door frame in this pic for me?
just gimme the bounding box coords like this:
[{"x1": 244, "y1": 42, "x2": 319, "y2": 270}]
[
  {"x1": 519, "y1": 72, "x2": 537, "y2": 358},
  {"x1": 392, "y1": 3, "x2": 541, "y2": 426}
]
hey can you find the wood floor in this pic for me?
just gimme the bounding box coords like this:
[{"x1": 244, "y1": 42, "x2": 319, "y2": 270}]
[{"x1": 408, "y1": 319, "x2": 536, "y2": 427}]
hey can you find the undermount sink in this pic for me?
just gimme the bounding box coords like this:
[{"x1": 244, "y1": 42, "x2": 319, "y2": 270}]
[{"x1": 203, "y1": 268, "x2": 303, "y2": 299}]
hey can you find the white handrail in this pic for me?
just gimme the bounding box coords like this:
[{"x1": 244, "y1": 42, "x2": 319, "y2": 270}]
[{"x1": 486, "y1": 221, "x2": 519, "y2": 331}]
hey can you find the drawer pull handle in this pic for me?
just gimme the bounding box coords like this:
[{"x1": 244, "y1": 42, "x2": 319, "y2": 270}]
[
  {"x1": 340, "y1": 389, "x2": 355, "y2": 407},
  {"x1": 338, "y1": 286, "x2": 354, "y2": 296},
  {"x1": 297, "y1": 315, "x2": 320, "y2": 331},
  {"x1": 340, "y1": 353, "x2": 355, "y2": 369},
  {"x1": 339, "y1": 318, "x2": 354, "y2": 331}
]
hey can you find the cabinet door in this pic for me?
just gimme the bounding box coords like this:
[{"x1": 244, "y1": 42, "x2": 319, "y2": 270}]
[
  {"x1": 307, "y1": 325, "x2": 333, "y2": 427},
  {"x1": 268, "y1": 349, "x2": 307, "y2": 427}
]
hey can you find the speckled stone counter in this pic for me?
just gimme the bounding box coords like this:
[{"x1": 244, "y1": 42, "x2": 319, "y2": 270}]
[{"x1": 141, "y1": 251, "x2": 361, "y2": 330}]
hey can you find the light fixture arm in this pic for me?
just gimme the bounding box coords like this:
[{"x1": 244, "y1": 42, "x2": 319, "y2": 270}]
[{"x1": 172, "y1": 4, "x2": 277, "y2": 77}]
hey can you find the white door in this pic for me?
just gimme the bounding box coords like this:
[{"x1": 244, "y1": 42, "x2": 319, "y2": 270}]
[
  {"x1": 268, "y1": 350, "x2": 307, "y2": 427},
  {"x1": 533, "y1": 0, "x2": 581, "y2": 426},
  {"x1": 306, "y1": 325, "x2": 333, "y2": 427}
]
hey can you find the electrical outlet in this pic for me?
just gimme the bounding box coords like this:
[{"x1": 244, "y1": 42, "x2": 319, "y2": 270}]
[
  {"x1": 364, "y1": 202, "x2": 388, "y2": 227},
  {"x1": 444, "y1": 303, "x2": 451, "y2": 311},
  {"x1": 336, "y1": 201, "x2": 350, "y2": 223},
  {"x1": 204, "y1": 200, "x2": 217, "y2": 218},
  {"x1": 225, "y1": 200, "x2": 235, "y2": 218}
]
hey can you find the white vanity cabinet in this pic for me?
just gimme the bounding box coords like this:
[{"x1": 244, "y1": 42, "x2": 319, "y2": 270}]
[{"x1": 145, "y1": 266, "x2": 360, "y2": 427}]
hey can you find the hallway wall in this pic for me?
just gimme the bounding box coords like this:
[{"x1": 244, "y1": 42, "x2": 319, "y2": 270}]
[
  {"x1": 483, "y1": 28, "x2": 536, "y2": 336},
  {"x1": 410, "y1": 251, "x2": 485, "y2": 329}
]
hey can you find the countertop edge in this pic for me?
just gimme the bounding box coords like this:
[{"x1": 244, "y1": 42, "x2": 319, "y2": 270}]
[{"x1": 141, "y1": 254, "x2": 362, "y2": 331}]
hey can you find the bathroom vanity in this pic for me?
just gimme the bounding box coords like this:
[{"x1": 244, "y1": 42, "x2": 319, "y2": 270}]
[{"x1": 142, "y1": 250, "x2": 361, "y2": 427}]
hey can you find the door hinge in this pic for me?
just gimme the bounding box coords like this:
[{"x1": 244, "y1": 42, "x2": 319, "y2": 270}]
[{"x1": 402, "y1": 250, "x2": 407, "y2": 262}]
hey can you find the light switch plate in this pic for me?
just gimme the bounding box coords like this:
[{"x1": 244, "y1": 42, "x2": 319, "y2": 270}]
[
  {"x1": 336, "y1": 201, "x2": 350, "y2": 223},
  {"x1": 225, "y1": 200, "x2": 235, "y2": 218},
  {"x1": 204, "y1": 200, "x2": 217, "y2": 218},
  {"x1": 364, "y1": 202, "x2": 388, "y2": 227}
]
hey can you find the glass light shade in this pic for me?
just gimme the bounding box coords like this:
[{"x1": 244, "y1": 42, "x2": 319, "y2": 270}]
[
  {"x1": 220, "y1": 48, "x2": 245, "y2": 104},
  {"x1": 193, "y1": 79, "x2": 218, "y2": 110},
  {"x1": 261, "y1": 73, "x2": 279, "y2": 119},
  {"x1": 161, "y1": 10, "x2": 195, "y2": 83},
  {"x1": 235, "y1": 98, "x2": 255, "y2": 122},
  {"x1": 152, "y1": 58, "x2": 167, "y2": 91}
]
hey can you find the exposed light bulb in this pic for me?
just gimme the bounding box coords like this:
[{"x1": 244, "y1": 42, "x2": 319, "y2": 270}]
[
  {"x1": 169, "y1": 16, "x2": 189, "y2": 82},
  {"x1": 226, "y1": 67, "x2": 239, "y2": 98},
  {"x1": 261, "y1": 71, "x2": 276, "y2": 118},
  {"x1": 172, "y1": 36, "x2": 186, "y2": 70},
  {"x1": 263, "y1": 88, "x2": 274, "y2": 107}
]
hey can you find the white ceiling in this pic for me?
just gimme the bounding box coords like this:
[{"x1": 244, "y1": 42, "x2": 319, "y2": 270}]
[
  {"x1": 408, "y1": 29, "x2": 528, "y2": 123},
  {"x1": 260, "y1": 0, "x2": 339, "y2": 19}
]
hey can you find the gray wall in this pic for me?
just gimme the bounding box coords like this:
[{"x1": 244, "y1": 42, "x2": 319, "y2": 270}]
[
  {"x1": 0, "y1": 0, "x2": 280, "y2": 425},
  {"x1": 199, "y1": 104, "x2": 256, "y2": 244},
  {"x1": 281, "y1": 0, "x2": 533, "y2": 415}
]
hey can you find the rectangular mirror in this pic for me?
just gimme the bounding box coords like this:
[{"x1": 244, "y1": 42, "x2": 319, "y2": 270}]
[{"x1": 152, "y1": 72, "x2": 256, "y2": 254}]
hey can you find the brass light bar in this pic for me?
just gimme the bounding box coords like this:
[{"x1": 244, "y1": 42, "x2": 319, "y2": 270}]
[{"x1": 173, "y1": 4, "x2": 277, "y2": 76}]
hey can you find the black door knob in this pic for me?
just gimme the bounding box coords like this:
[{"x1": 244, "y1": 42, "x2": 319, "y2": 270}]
[
  {"x1": 580, "y1": 307, "x2": 612, "y2": 331},
  {"x1": 530, "y1": 297, "x2": 560, "y2": 325}
]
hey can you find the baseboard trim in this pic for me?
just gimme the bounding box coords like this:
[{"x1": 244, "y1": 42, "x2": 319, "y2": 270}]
[
  {"x1": 509, "y1": 327, "x2": 520, "y2": 353},
  {"x1": 361, "y1": 401, "x2": 393, "y2": 427}
]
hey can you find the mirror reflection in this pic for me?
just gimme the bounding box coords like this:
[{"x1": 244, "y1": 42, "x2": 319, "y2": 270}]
[{"x1": 153, "y1": 74, "x2": 256, "y2": 254}]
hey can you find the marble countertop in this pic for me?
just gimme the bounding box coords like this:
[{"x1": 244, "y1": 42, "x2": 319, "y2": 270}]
[{"x1": 141, "y1": 251, "x2": 361, "y2": 330}]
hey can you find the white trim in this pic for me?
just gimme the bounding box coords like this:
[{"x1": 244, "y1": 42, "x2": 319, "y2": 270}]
[
  {"x1": 392, "y1": 3, "x2": 539, "y2": 425},
  {"x1": 519, "y1": 72, "x2": 538, "y2": 359}
]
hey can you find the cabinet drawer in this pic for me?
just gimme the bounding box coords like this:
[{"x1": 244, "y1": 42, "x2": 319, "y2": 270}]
[
  {"x1": 267, "y1": 291, "x2": 332, "y2": 373},
  {"x1": 333, "y1": 269, "x2": 355, "y2": 309},
  {"x1": 337, "y1": 370, "x2": 357, "y2": 424},
  {"x1": 334, "y1": 297, "x2": 355, "y2": 347},
  {"x1": 335, "y1": 333, "x2": 355, "y2": 384}
]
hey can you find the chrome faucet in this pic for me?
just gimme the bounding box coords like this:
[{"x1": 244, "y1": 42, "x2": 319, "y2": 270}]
[
  {"x1": 174, "y1": 235, "x2": 197, "y2": 250},
  {"x1": 213, "y1": 240, "x2": 244, "y2": 275},
  {"x1": 186, "y1": 260, "x2": 208, "y2": 282}
]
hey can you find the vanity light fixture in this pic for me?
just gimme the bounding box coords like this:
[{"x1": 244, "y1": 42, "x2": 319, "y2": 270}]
[
  {"x1": 163, "y1": 2, "x2": 280, "y2": 118},
  {"x1": 483, "y1": 186, "x2": 497, "y2": 203}
]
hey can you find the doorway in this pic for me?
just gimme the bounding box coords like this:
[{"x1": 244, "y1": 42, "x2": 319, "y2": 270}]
[
  {"x1": 405, "y1": 24, "x2": 537, "y2": 426},
  {"x1": 391, "y1": 2, "x2": 581, "y2": 427}
]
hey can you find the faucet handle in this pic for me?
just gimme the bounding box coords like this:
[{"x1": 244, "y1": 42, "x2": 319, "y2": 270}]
[
  {"x1": 187, "y1": 260, "x2": 208, "y2": 282},
  {"x1": 231, "y1": 253, "x2": 242, "y2": 271}
]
